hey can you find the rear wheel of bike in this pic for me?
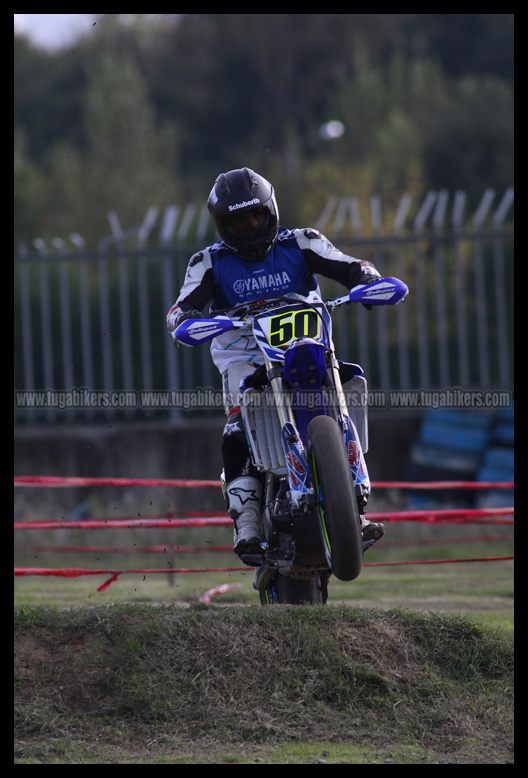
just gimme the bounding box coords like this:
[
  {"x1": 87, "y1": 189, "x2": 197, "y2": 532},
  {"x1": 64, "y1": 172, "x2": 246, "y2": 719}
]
[
  {"x1": 307, "y1": 415, "x2": 363, "y2": 581},
  {"x1": 259, "y1": 572, "x2": 327, "y2": 605}
]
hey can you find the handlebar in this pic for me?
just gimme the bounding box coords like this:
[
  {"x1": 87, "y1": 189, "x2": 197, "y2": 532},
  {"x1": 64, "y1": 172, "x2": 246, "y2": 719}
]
[
  {"x1": 327, "y1": 276, "x2": 408, "y2": 310},
  {"x1": 172, "y1": 276, "x2": 408, "y2": 347}
]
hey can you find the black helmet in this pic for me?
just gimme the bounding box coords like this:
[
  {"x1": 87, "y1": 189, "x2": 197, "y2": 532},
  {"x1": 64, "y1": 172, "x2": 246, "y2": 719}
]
[{"x1": 207, "y1": 168, "x2": 279, "y2": 262}]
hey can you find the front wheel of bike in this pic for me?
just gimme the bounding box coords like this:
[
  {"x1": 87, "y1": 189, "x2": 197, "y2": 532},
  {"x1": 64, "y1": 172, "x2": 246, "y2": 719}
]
[{"x1": 307, "y1": 415, "x2": 363, "y2": 581}]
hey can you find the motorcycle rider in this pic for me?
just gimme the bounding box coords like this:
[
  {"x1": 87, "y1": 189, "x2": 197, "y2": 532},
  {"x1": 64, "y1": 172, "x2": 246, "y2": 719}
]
[{"x1": 167, "y1": 167, "x2": 385, "y2": 561}]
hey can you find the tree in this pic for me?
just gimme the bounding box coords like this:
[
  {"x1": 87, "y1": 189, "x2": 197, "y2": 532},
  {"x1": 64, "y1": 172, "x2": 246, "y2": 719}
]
[
  {"x1": 14, "y1": 131, "x2": 48, "y2": 248},
  {"x1": 421, "y1": 76, "x2": 514, "y2": 207},
  {"x1": 46, "y1": 48, "x2": 180, "y2": 245},
  {"x1": 14, "y1": 14, "x2": 514, "y2": 246}
]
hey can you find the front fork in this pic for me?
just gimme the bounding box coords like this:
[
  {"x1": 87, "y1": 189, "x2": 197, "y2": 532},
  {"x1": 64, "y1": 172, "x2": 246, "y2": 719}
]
[
  {"x1": 262, "y1": 350, "x2": 370, "y2": 503},
  {"x1": 327, "y1": 353, "x2": 371, "y2": 500},
  {"x1": 263, "y1": 353, "x2": 312, "y2": 504}
]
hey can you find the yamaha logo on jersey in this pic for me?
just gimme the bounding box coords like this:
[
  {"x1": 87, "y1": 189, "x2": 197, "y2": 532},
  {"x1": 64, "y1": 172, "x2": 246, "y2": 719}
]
[{"x1": 233, "y1": 271, "x2": 291, "y2": 296}]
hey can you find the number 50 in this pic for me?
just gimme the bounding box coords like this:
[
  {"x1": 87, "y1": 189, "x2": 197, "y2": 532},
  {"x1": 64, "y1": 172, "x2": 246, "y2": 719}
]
[{"x1": 268, "y1": 309, "x2": 320, "y2": 347}]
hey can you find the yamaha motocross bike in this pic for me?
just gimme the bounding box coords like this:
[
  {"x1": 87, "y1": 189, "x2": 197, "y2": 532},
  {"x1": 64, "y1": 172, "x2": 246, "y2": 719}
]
[{"x1": 174, "y1": 277, "x2": 408, "y2": 604}]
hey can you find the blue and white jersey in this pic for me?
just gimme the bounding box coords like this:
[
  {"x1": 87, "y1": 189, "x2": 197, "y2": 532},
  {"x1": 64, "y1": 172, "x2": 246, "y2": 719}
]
[{"x1": 167, "y1": 227, "x2": 379, "y2": 374}]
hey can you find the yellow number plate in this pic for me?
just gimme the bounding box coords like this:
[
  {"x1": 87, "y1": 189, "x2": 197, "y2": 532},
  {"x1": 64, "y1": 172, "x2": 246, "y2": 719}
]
[{"x1": 268, "y1": 309, "x2": 321, "y2": 348}]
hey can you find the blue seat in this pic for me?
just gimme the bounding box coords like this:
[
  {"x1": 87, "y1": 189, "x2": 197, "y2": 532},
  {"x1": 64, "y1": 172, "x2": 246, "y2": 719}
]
[
  {"x1": 410, "y1": 409, "x2": 492, "y2": 475},
  {"x1": 475, "y1": 446, "x2": 514, "y2": 508},
  {"x1": 420, "y1": 409, "x2": 493, "y2": 453},
  {"x1": 480, "y1": 447, "x2": 514, "y2": 472},
  {"x1": 406, "y1": 409, "x2": 494, "y2": 508}
]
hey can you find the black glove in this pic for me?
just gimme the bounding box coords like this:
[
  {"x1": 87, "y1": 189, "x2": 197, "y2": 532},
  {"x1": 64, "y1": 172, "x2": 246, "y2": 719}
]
[
  {"x1": 172, "y1": 309, "x2": 202, "y2": 348},
  {"x1": 354, "y1": 274, "x2": 380, "y2": 310},
  {"x1": 178, "y1": 309, "x2": 202, "y2": 323},
  {"x1": 357, "y1": 273, "x2": 379, "y2": 286}
]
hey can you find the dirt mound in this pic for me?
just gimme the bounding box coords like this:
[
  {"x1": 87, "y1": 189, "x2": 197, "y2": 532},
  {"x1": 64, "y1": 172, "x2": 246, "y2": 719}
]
[{"x1": 14, "y1": 603, "x2": 514, "y2": 764}]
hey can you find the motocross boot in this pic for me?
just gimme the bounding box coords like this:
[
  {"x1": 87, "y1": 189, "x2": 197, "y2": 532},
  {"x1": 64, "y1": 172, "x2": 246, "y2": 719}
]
[
  {"x1": 226, "y1": 475, "x2": 263, "y2": 560},
  {"x1": 360, "y1": 516, "x2": 385, "y2": 549},
  {"x1": 357, "y1": 493, "x2": 385, "y2": 550}
]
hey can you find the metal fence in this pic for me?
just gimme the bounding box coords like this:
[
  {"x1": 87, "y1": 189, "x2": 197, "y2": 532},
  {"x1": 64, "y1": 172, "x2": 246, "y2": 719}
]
[{"x1": 14, "y1": 188, "x2": 514, "y2": 424}]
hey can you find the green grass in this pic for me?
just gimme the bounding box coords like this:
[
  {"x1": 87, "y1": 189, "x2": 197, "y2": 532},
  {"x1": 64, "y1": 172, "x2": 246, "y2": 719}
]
[
  {"x1": 14, "y1": 603, "x2": 514, "y2": 764},
  {"x1": 14, "y1": 513, "x2": 514, "y2": 763},
  {"x1": 14, "y1": 532, "x2": 514, "y2": 634}
]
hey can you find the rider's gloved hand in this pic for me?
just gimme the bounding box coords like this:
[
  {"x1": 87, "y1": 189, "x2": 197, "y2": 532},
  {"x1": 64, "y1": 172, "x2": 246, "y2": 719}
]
[
  {"x1": 240, "y1": 364, "x2": 268, "y2": 392},
  {"x1": 357, "y1": 273, "x2": 379, "y2": 286},
  {"x1": 171, "y1": 309, "x2": 202, "y2": 347},
  {"x1": 178, "y1": 309, "x2": 202, "y2": 322},
  {"x1": 352, "y1": 273, "x2": 380, "y2": 310}
]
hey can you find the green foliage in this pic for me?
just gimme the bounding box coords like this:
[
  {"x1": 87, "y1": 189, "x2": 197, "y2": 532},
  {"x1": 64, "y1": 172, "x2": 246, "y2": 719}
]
[
  {"x1": 43, "y1": 48, "x2": 180, "y2": 246},
  {"x1": 14, "y1": 14, "x2": 514, "y2": 248},
  {"x1": 14, "y1": 131, "x2": 48, "y2": 246},
  {"x1": 421, "y1": 76, "x2": 514, "y2": 209}
]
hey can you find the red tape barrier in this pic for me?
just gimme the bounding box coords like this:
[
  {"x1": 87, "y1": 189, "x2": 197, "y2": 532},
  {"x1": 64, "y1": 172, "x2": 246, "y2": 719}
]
[
  {"x1": 14, "y1": 476, "x2": 221, "y2": 488},
  {"x1": 13, "y1": 567, "x2": 249, "y2": 592},
  {"x1": 15, "y1": 517, "x2": 231, "y2": 530},
  {"x1": 14, "y1": 556, "x2": 515, "y2": 593},
  {"x1": 13, "y1": 507, "x2": 514, "y2": 531},
  {"x1": 14, "y1": 476, "x2": 514, "y2": 591},
  {"x1": 199, "y1": 583, "x2": 241, "y2": 604},
  {"x1": 14, "y1": 476, "x2": 514, "y2": 489},
  {"x1": 15, "y1": 544, "x2": 234, "y2": 554}
]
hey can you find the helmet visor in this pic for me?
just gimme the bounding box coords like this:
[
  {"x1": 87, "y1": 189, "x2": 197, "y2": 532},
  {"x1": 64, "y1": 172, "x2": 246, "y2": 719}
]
[
  {"x1": 224, "y1": 207, "x2": 267, "y2": 239},
  {"x1": 215, "y1": 204, "x2": 278, "y2": 262}
]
